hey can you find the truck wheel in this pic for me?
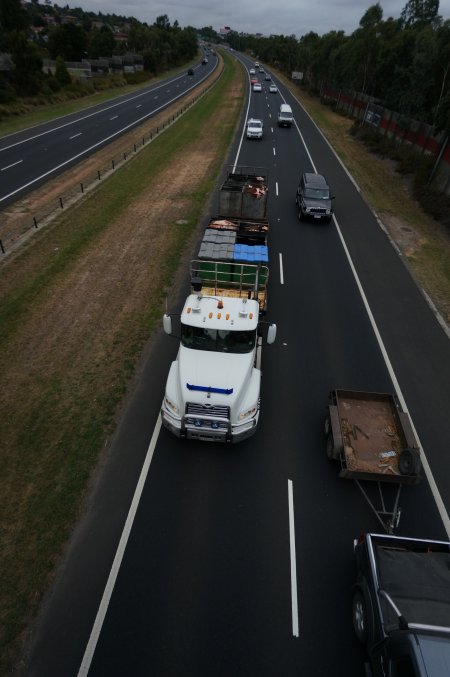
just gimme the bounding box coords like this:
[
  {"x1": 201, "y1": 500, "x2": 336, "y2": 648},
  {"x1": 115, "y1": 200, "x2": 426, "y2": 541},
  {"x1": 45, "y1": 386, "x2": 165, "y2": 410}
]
[
  {"x1": 326, "y1": 433, "x2": 335, "y2": 459},
  {"x1": 298, "y1": 209, "x2": 304, "y2": 221},
  {"x1": 324, "y1": 417, "x2": 330, "y2": 437},
  {"x1": 398, "y1": 448, "x2": 421, "y2": 476},
  {"x1": 352, "y1": 590, "x2": 368, "y2": 643}
]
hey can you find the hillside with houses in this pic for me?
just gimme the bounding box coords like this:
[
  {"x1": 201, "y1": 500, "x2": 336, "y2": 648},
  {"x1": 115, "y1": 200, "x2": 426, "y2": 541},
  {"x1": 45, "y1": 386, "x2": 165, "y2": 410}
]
[{"x1": 0, "y1": 0, "x2": 205, "y2": 106}]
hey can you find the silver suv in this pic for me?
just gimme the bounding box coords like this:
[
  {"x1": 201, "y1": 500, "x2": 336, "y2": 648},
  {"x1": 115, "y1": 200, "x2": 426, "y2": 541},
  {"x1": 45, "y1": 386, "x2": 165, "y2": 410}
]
[
  {"x1": 296, "y1": 172, "x2": 334, "y2": 223},
  {"x1": 246, "y1": 118, "x2": 263, "y2": 139}
]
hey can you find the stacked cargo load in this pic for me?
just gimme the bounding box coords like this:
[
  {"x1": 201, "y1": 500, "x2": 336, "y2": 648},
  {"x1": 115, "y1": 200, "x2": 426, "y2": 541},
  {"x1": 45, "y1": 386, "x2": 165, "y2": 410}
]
[
  {"x1": 193, "y1": 167, "x2": 270, "y2": 312},
  {"x1": 198, "y1": 218, "x2": 268, "y2": 262},
  {"x1": 218, "y1": 166, "x2": 268, "y2": 220}
]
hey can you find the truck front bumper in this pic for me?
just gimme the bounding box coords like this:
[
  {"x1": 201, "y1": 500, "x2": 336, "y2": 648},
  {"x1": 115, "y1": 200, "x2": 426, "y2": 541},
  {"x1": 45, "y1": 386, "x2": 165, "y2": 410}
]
[{"x1": 161, "y1": 404, "x2": 258, "y2": 443}]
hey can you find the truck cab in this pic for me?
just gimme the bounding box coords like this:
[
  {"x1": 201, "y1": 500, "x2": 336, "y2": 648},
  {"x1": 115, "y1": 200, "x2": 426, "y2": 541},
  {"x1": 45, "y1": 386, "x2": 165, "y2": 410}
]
[{"x1": 161, "y1": 276, "x2": 276, "y2": 443}]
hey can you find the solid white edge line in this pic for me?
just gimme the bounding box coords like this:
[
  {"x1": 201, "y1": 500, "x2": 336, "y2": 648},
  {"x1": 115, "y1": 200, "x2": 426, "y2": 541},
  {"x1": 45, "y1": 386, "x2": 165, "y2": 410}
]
[
  {"x1": 77, "y1": 415, "x2": 162, "y2": 677},
  {"x1": 288, "y1": 480, "x2": 299, "y2": 637},
  {"x1": 281, "y1": 68, "x2": 450, "y2": 535},
  {"x1": 283, "y1": 86, "x2": 361, "y2": 192},
  {"x1": 0, "y1": 65, "x2": 214, "y2": 151},
  {"x1": 279, "y1": 252, "x2": 284, "y2": 285},
  {"x1": 0, "y1": 83, "x2": 207, "y2": 205},
  {"x1": 334, "y1": 218, "x2": 450, "y2": 537}
]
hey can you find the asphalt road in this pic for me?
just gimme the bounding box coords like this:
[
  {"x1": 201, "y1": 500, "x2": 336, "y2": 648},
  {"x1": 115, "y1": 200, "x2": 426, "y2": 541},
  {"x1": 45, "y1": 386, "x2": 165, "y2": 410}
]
[
  {"x1": 24, "y1": 54, "x2": 450, "y2": 677},
  {"x1": 0, "y1": 56, "x2": 217, "y2": 209}
]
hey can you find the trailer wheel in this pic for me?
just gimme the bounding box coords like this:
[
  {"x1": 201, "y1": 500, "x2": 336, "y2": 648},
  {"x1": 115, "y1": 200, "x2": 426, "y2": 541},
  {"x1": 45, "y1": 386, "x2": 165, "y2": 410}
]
[
  {"x1": 352, "y1": 590, "x2": 368, "y2": 643},
  {"x1": 326, "y1": 433, "x2": 335, "y2": 459},
  {"x1": 398, "y1": 448, "x2": 421, "y2": 476},
  {"x1": 324, "y1": 417, "x2": 330, "y2": 437}
]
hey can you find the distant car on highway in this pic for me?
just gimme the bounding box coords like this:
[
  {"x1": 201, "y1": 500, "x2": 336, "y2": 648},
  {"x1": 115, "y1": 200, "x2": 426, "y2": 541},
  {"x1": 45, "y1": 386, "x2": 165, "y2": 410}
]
[
  {"x1": 187, "y1": 68, "x2": 194, "y2": 76},
  {"x1": 265, "y1": 74, "x2": 271, "y2": 81},
  {"x1": 246, "y1": 118, "x2": 263, "y2": 139},
  {"x1": 296, "y1": 172, "x2": 335, "y2": 223},
  {"x1": 253, "y1": 82, "x2": 262, "y2": 92},
  {"x1": 249, "y1": 68, "x2": 256, "y2": 75},
  {"x1": 269, "y1": 84, "x2": 278, "y2": 93}
]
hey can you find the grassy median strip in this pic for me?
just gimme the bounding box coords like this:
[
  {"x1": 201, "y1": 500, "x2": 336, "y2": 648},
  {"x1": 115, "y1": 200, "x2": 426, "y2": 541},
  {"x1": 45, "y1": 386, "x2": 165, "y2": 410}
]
[{"x1": 0, "y1": 51, "x2": 244, "y2": 673}]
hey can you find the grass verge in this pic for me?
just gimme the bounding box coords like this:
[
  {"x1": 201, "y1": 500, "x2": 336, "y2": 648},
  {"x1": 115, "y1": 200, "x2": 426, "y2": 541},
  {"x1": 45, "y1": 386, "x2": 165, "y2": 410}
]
[{"x1": 0, "y1": 51, "x2": 244, "y2": 674}]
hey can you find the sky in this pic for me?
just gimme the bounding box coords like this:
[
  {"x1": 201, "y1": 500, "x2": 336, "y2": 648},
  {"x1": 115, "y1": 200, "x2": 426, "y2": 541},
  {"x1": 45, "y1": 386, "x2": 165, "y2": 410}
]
[{"x1": 73, "y1": 0, "x2": 450, "y2": 36}]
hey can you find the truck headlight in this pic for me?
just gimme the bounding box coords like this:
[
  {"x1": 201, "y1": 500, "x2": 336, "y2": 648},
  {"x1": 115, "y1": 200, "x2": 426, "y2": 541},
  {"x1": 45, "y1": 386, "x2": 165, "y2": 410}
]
[
  {"x1": 239, "y1": 405, "x2": 257, "y2": 421},
  {"x1": 164, "y1": 396, "x2": 179, "y2": 415}
]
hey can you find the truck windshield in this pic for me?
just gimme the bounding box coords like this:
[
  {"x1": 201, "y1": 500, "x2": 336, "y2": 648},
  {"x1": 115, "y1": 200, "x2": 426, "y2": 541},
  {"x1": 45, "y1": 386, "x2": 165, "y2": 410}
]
[
  {"x1": 181, "y1": 324, "x2": 256, "y2": 354},
  {"x1": 304, "y1": 188, "x2": 330, "y2": 199}
]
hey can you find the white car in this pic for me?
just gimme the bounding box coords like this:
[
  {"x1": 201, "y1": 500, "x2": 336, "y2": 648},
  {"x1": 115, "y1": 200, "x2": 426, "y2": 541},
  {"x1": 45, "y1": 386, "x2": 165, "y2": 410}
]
[
  {"x1": 253, "y1": 82, "x2": 262, "y2": 92},
  {"x1": 249, "y1": 68, "x2": 256, "y2": 75},
  {"x1": 246, "y1": 118, "x2": 263, "y2": 139},
  {"x1": 269, "y1": 84, "x2": 278, "y2": 93}
]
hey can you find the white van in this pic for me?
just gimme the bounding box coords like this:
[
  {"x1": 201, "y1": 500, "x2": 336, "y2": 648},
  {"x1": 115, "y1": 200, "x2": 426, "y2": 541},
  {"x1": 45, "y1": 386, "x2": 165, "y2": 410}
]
[{"x1": 277, "y1": 103, "x2": 293, "y2": 128}]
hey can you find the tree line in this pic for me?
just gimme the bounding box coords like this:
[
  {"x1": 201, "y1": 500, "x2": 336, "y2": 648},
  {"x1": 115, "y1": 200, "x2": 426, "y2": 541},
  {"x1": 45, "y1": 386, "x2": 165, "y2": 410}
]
[
  {"x1": 226, "y1": 0, "x2": 450, "y2": 133},
  {"x1": 0, "y1": 0, "x2": 198, "y2": 100}
]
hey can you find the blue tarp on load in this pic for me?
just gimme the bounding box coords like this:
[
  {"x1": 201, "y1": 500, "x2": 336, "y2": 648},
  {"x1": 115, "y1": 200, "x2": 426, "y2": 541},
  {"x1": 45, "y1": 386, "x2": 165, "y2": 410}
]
[{"x1": 233, "y1": 244, "x2": 268, "y2": 262}]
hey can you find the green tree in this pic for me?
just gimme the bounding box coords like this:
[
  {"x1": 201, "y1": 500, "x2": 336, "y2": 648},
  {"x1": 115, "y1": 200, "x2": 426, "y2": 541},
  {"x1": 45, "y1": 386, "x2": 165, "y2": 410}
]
[
  {"x1": 55, "y1": 54, "x2": 71, "y2": 85},
  {"x1": 48, "y1": 23, "x2": 87, "y2": 60},
  {"x1": 88, "y1": 25, "x2": 115, "y2": 58},
  {"x1": 432, "y1": 20, "x2": 450, "y2": 126},
  {"x1": 400, "y1": 0, "x2": 441, "y2": 28},
  {"x1": 155, "y1": 14, "x2": 170, "y2": 30},
  {"x1": 8, "y1": 30, "x2": 43, "y2": 95},
  {"x1": 0, "y1": 0, "x2": 29, "y2": 34},
  {"x1": 199, "y1": 26, "x2": 218, "y2": 41},
  {"x1": 344, "y1": 4, "x2": 384, "y2": 93},
  {"x1": 397, "y1": 28, "x2": 437, "y2": 119}
]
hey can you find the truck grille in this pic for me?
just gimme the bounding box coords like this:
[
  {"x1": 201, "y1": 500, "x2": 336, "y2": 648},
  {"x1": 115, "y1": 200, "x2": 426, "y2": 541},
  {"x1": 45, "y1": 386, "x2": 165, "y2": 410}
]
[
  {"x1": 310, "y1": 207, "x2": 327, "y2": 214},
  {"x1": 185, "y1": 403, "x2": 230, "y2": 433},
  {"x1": 186, "y1": 403, "x2": 229, "y2": 418}
]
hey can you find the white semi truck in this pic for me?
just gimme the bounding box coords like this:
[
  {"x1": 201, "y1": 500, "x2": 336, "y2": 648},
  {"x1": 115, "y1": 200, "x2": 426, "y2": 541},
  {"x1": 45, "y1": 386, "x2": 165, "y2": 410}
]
[{"x1": 161, "y1": 262, "x2": 276, "y2": 443}]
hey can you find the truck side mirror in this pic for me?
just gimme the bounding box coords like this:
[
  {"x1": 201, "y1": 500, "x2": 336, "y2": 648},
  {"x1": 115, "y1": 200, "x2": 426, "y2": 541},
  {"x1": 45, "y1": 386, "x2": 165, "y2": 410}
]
[
  {"x1": 163, "y1": 314, "x2": 172, "y2": 335},
  {"x1": 267, "y1": 323, "x2": 277, "y2": 344}
]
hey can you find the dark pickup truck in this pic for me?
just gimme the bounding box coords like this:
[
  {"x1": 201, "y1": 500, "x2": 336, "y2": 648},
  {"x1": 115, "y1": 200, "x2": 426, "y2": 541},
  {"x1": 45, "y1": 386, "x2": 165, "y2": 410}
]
[{"x1": 353, "y1": 532, "x2": 450, "y2": 676}]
